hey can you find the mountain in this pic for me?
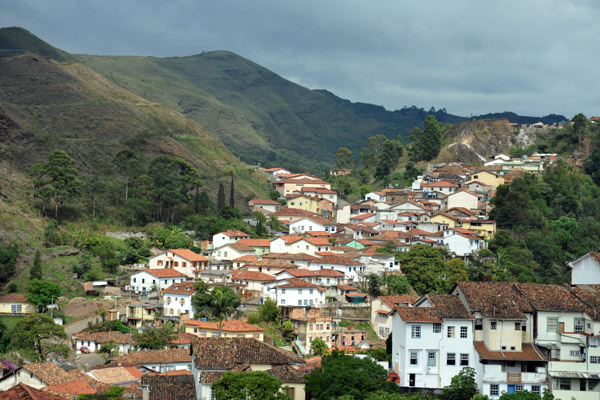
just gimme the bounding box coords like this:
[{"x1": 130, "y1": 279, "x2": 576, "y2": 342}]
[
  {"x1": 0, "y1": 52, "x2": 266, "y2": 222},
  {"x1": 0, "y1": 27, "x2": 73, "y2": 62}
]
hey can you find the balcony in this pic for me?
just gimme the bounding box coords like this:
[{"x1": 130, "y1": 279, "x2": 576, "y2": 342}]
[{"x1": 483, "y1": 371, "x2": 546, "y2": 384}]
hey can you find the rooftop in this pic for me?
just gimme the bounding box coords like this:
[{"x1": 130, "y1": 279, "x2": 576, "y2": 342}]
[{"x1": 185, "y1": 319, "x2": 265, "y2": 332}]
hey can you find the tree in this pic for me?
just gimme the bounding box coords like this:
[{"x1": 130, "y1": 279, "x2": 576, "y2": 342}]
[
  {"x1": 26, "y1": 279, "x2": 62, "y2": 312},
  {"x1": 305, "y1": 350, "x2": 391, "y2": 400},
  {"x1": 12, "y1": 314, "x2": 67, "y2": 361},
  {"x1": 217, "y1": 182, "x2": 225, "y2": 211},
  {"x1": 30, "y1": 150, "x2": 81, "y2": 219},
  {"x1": 210, "y1": 287, "x2": 241, "y2": 336},
  {"x1": 229, "y1": 176, "x2": 235, "y2": 208},
  {"x1": 133, "y1": 323, "x2": 175, "y2": 350},
  {"x1": 310, "y1": 337, "x2": 328, "y2": 356},
  {"x1": 367, "y1": 273, "x2": 383, "y2": 297},
  {"x1": 446, "y1": 258, "x2": 468, "y2": 287},
  {"x1": 410, "y1": 115, "x2": 442, "y2": 161},
  {"x1": 360, "y1": 134, "x2": 388, "y2": 169},
  {"x1": 386, "y1": 274, "x2": 410, "y2": 295},
  {"x1": 572, "y1": 113, "x2": 589, "y2": 151},
  {"x1": 280, "y1": 320, "x2": 294, "y2": 341},
  {"x1": 30, "y1": 250, "x2": 43, "y2": 280},
  {"x1": 211, "y1": 370, "x2": 292, "y2": 400},
  {"x1": 0, "y1": 243, "x2": 18, "y2": 284},
  {"x1": 334, "y1": 147, "x2": 356, "y2": 170},
  {"x1": 443, "y1": 367, "x2": 478, "y2": 400},
  {"x1": 374, "y1": 139, "x2": 403, "y2": 179},
  {"x1": 0, "y1": 320, "x2": 10, "y2": 353},
  {"x1": 192, "y1": 280, "x2": 213, "y2": 319},
  {"x1": 79, "y1": 386, "x2": 127, "y2": 400},
  {"x1": 112, "y1": 149, "x2": 143, "y2": 202},
  {"x1": 399, "y1": 245, "x2": 449, "y2": 295},
  {"x1": 98, "y1": 340, "x2": 120, "y2": 360},
  {"x1": 499, "y1": 389, "x2": 555, "y2": 400},
  {"x1": 258, "y1": 298, "x2": 279, "y2": 323}
]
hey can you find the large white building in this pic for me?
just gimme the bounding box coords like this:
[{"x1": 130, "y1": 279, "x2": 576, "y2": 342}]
[
  {"x1": 162, "y1": 281, "x2": 196, "y2": 318},
  {"x1": 567, "y1": 252, "x2": 600, "y2": 285}
]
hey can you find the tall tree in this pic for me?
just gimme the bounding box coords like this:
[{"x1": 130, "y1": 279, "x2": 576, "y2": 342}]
[
  {"x1": 229, "y1": 176, "x2": 235, "y2": 208},
  {"x1": 360, "y1": 134, "x2": 388, "y2": 169},
  {"x1": 334, "y1": 147, "x2": 356, "y2": 170},
  {"x1": 209, "y1": 286, "x2": 241, "y2": 336},
  {"x1": 12, "y1": 314, "x2": 67, "y2": 361},
  {"x1": 410, "y1": 115, "x2": 442, "y2": 161},
  {"x1": 30, "y1": 250, "x2": 43, "y2": 280},
  {"x1": 30, "y1": 150, "x2": 81, "y2": 219},
  {"x1": 399, "y1": 244, "x2": 449, "y2": 295},
  {"x1": 191, "y1": 280, "x2": 212, "y2": 319},
  {"x1": 133, "y1": 324, "x2": 175, "y2": 350},
  {"x1": 26, "y1": 279, "x2": 62, "y2": 312},
  {"x1": 112, "y1": 149, "x2": 143, "y2": 202},
  {"x1": 216, "y1": 182, "x2": 225, "y2": 212},
  {"x1": 374, "y1": 139, "x2": 403, "y2": 179},
  {"x1": 0, "y1": 243, "x2": 18, "y2": 284}
]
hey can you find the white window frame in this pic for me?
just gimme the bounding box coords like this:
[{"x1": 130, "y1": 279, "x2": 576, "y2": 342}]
[{"x1": 411, "y1": 325, "x2": 421, "y2": 339}]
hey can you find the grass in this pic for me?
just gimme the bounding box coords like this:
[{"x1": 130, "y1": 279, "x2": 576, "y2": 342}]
[{"x1": 0, "y1": 315, "x2": 24, "y2": 330}]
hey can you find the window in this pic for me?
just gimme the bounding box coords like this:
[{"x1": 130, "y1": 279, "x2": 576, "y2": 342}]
[
  {"x1": 460, "y1": 353, "x2": 469, "y2": 366},
  {"x1": 490, "y1": 384, "x2": 499, "y2": 396},
  {"x1": 254, "y1": 333, "x2": 260, "y2": 339},
  {"x1": 515, "y1": 322, "x2": 521, "y2": 331},
  {"x1": 460, "y1": 326, "x2": 468, "y2": 338},
  {"x1": 447, "y1": 326, "x2": 455, "y2": 338},
  {"x1": 133, "y1": 278, "x2": 137, "y2": 283},
  {"x1": 281, "y1": 299, "x2": 285, "y2": 305},
  {"x1": 281, "y1": 288, "x2": 286, "y2": 294},
  {"x1": 201, "y1": 331, "x2": 207, "y2": 337},
  {"x1": 491, "y1": 321, "x2": 497, "y2": 330},
  {"x1": 531, "y1": 385, "x2": 540, "y2": 395},
  {"x1": 411, "y1": 325, "x2": 421, "y2": 338},
  {"x1": 10, "y1": 304, "x2": 22, "y2": 313},
  {"x1": 570, "y1": 350, "x2": 580, "y2": 357},
  {"x1": 515, "y1": 385, "x2": 523, "y2": 392},
  {"x1": 298, "y1": 300, "x2": 302, "y2": 306},
  {"x1": 433, "y1": 323, "x2": 442, "y2": 333},
  {"x1": 410, "y1": 351, "x2": 418, "y2": 365},
  {"x1": 475, "y1": 319, "x2": 483, "y2": 330},
  {"x1": 299, "y1": 289, "x2": 303, "y2": 295},
  {"x1": 575, "y1": 317, "x2": 585, "y2": 332},
  {"x1": 309, "y1": 289, "x2": 314, "y2": 294},
  {"x1": 142, "y1": 278, "x2": 145, "y2": 284},
  {"x1": 210, "y1": 387, "x2": 217, "y2": 400},
  {"x1": 447, "y1": 353, "x2": 456, "y2": 365},
  {"x1": 591, "y1": 356, "x2": 600, "y2": 363},
  {"x1": 547, "y1": 317, "x2": 558, "y2": 332},
  {"x1": 427, "y1": 351, "x2": 436, "y2": 367},
  {"x1": 559, "y1": 378, "x2": 571, "y2": 390}
]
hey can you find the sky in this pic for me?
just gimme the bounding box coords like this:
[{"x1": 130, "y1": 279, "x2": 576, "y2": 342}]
[{"x1": 1, "y1": 0, "x2": 599, "y2": 119}]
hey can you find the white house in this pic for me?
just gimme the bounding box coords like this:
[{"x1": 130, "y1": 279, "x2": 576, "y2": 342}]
[
  {"x1": 230, "y1": 270, "x2": 276, "y2": 294},
  {"x1": 289, "y1": 216, "x2": 337, "y2": 234},
  {"x1": 445, "y1": 190, "x2": 480, "y2": 211},
  {"x1": 300, "y1": 187, "x2": 338, "y2": 204},
  {"x1": 212, "y1": 242, "x2": 255, "y2": 261},
  {"x1": 286, "y1": 237, "x2": 332, "y2": 256},
  {"x1": 248, "y1": 198, "x2": 282, "y2": 213},
  {"x1": 567, "y1": 252, "x2": 600, "y2": 285},
  {"x1": 391, "y1": 294, "x2": 475, "y2": 390},
  {"x1": 110, "y1": 349, "x2": 192, "y2": 373},
  {"x1": 212, "y1": 230, "x2": 251, "y2": 249},
  {"x1": 275, "y1": 268, "x2": 345, "y2": 288},
  {"x1": 162, "y1": 281, "x2": 196, "y2": 318},
  {"x1": 73, "y1": 331, "x2": 134, "y2": 354},
  {"x1": 147, "y1": 249, "x2": 209, "y2": 279},
  {"x1": 267, "y1": 278, "x2": 326, "y2": 307},
  {"x1": 129, "y1": 269, "x2": 187, "y2": 294},
  {"x1": 371, "y1": 295, "x2": 416, "y2": 338},
  {"x1": 443, "y1": 232, "x2": 483, "y2": 258},
  {"x1": 420, "y1": 180, "x2": 458, "y2": 195},
  {"x1": 307, "y1": 255, "x2": 365, "y2": 283}
]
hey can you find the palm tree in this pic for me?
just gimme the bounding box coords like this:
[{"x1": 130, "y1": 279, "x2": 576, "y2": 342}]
[{"x1": 209, "y1": 287, "x2": 241, "y2": 336}]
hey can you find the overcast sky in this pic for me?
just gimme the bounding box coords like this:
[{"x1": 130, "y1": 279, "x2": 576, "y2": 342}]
[{"x1": 1, "y1": 0, "x2": 598, "y2": 118}]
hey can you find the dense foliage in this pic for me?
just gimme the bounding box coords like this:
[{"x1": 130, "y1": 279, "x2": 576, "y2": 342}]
[
  {"x1": 0, "y1": 243, "x2": 18, "y2": 284},
  {"x1": 212, "y1": 371, "x2": 291, "y2": 400}
]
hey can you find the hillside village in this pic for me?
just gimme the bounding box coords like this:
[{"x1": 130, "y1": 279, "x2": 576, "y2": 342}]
[{"x1": 5, "y1": 149, "x2": 600, "y2": 399}]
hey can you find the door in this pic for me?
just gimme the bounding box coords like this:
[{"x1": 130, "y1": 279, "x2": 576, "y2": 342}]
[
  {"x1": 507, "y1": 385, "x2": 516, "y2": 394},
  {"x1": 409, "y1": 374, "x2": 416, "y2": 387}
]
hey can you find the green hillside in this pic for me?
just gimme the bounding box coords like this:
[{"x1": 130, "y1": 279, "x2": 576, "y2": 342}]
[{"x1": 0, "y1": 27, "x2": 73, "y2": 61}]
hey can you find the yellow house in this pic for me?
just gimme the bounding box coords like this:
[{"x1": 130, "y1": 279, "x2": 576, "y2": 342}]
[
  {"x1": 463, "y1": 219, "x2": 497, "y2": 239},
  {"x1": 185, "y1": 319, "x2": 265, "y2": 341},
  {"x1": 286, "y1": 194, "x2": 321, "y2": 214},
  {"x1": 431, "y1": 213, "x2": 460, "y2": 229},
  {"x1": 467, "y1": 170, "x2": 505, "y2": 189},
  {"x1": 0, "y1": 293, "x2": 36, "y2": 315}
]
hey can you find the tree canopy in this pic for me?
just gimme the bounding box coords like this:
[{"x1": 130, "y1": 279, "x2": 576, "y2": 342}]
[
  {"x1": 13, "y1": 313, "x2": 67, "y2": 361},
  {"x1": 26, "y1": 279, "x2": 62, "y2": 312},
  {"x1": 212, "y1": 370, "x2": 292, "y2": 400},
  {"x1": 399, "y1": 244, "x2": 449, "y2": 295}
]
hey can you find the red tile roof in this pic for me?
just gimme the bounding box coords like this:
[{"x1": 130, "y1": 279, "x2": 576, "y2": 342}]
[
  {"x1": 263, "y1": 252, "x2": 321, "y2": 261},
  {"x1": 306, "y1": 231, "x2": 331, "y2": 237},
  {"x1": 312, "y1": 255, "x2": 362, "y2": 266},
  {"x1": 514, "y1": 283, "x2": 587, "y2": 312},
  {"x1": 112, "y1": 349, "x2": 192, "y2": 365},
  {"x1": 169, "y1": 332, "x2": 198, "y2": 345},
  {"x1": 163, "y1": 281, "x2": 196, "y2": 295},
  {"x1": 474, "y1": 342, "x2": 547, "y2": 362},
  {"x1": 379, "y1": 296, "x2": 417, "y2": 308},
  {"x1": 0, "y1": 293, "x2": 29, "y2": 303},
  {"x1": 302, "y1": 237, "x2": 332, "y2": 246},
  {"x1": 237, "y1": 238, "x2": 274, "y2": 247},
  {"x1": 221, "y1": 230, "x2": 250, "y2": 237},
  {"x1": 89, "y1": 367, "x2": 142, "y2": 385},
  {"x1": 393, "y1": 306, "x2": 443, "y2": 322},
  {"x1": 227, "y1": 242, "x2": 255, "y2": 252},
  {"x1": 144, "y1": 269, "x2": 187, "y2": 278},
  {"x1": 456, "y1": 281, "x2": 533, "y2": 319},
  {"x1": 0, "y1": 384, "x2": 66, "y2": 400},
  {"x1": 169, "y1": 249, "x2": 209, "y2": 262},
  {"x1": 231, "y1": 270, "x2": 276, "y2": 282},
  {"x1": 337, "y1": 284, "x2": 359, "y2": 291},
  {"x1": 278, "y1": 278, "x2": 325, "y2": 290},
  {"x1": 350, "y1": 213, "x2": 377, "y2": 220},
  {"x1": 185, "y1": 319, "x2": 265, "y2": 332},
  {"x1": 276, "y1": 268, "x2": 344, "y2": 278},
  {"x1": 43, "y1": 381, "x2": 96, "y2": 397},
  {"x1": 74, "y1": 331, "x2": 132, "y2": 345},
  {"x1": 249, "y1": 198, "x2": 281, "y2": 205},
  {"x1": 232, "y1": 255, "x2": 260, "y2": 263},
  {"x1": 273, "y1": 208, "x2": 315, "y2": 216},
  {"x1": 422, "y1": 180, "x2": 458, "y2": 188}
]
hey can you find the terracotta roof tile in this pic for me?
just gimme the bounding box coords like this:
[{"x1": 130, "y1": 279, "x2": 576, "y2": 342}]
[
  {"x1": 350, "y1": 213, "x2": 377, "y2": 220},
  {"x1": 267, "y1": 364, "x2": 305, "y2": 383},
  {"x1": 263, "y1": 252, "x2": 320, "y2": 262},
  {"x1": 0, "y1": 293, "x2": 28, "y2": 302},
  {"x1": 273, "y1": 208, "x2": 315, "y2": 216},
  {"x1": 474, "y1": 342, "x2": 547, "y2": 362},
  {"x1": 168, "y1": 248, "x2": 209, "y2": 262},
  {"x1": 73, "y1": 331, "x2": 132, "y2": 345},
  {"x1": 192, "y1": 337, "x2": 304, "y2": 369},
  {"x1": 337, "y1": 284, "x2": 359, "y2": 291},
  {"x1": 249, "y1": 198, "x2": 281, "y2": 205},
  {"x1": 143, "y1": 269, "x2": 187, "y2": 278},
  {"x1": 0, "y1": 384, "x2": 66, "y2": 400},
  {"x1": 232, "y1": 255, "x2": 260, "y2": 263},
  {"x1": 246, "y1": 259, "x2": 296, "y2": 269},
  {"x1": 393, "y1": 306, "x2": 443, "y2": 322},
  {"x1": 227, "y1": 242, "x2": 255, "y2": 252},
  {"x1": 141, "y1": 374, "x2": 195, "y2": 400},
  {"x1": 111, "y1": 349, "x2": 192, "y2": 365},
  {"x1": 231, "y1": 270, "x2": 276, "y2": 282},
  {"x1": 423, "y1": 294, "x2": 472, "y2": 319},
  {"x1": 456, "y1": 282, "x2": 532, "y2": 319},
  {"x1": 169, "y1": 332, "x2": 198, "y2": 345},
  {"x1": 237, "y1": 238, "x2": 274, "y2": 247},
  {"x1": 379, "y1": 296, "x2": 416, "y2": 308},
  {"x1": 278, "y1": 278, "x2": 325, "y2": 290},
  {"x1": 163, "y1": 281, "x2": 196, "y2": 295},
  {"x1": 21, "y1": 363, "x2": 71, "y2": 385},
  {"x1": 42, "y1": 381, "x2": 95, "y2": 397},
  {"x1": 515, "y1": 283, "x2": 587, "y2": 312},
  {"x1": 311, "y1": 255, "x2": 362, "y2": 266},
  {"x1": 88, "y1": 366, "x2": 141, "y2": 385},
  {"x1": 221, "y1": 230, "x2": 250, "y2": 237},
  {"x1": 185, "y1": 319, "x2": 265, "y2": 332}
]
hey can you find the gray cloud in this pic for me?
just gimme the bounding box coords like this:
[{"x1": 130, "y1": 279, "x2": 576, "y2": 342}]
[{"x1": 1, "y1": 0, "x2": 598, "y2": 118}]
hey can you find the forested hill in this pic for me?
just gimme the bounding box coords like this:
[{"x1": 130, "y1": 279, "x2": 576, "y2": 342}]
[{"x1": 0, "y1": 27, "x2": 565, "y2": 172}]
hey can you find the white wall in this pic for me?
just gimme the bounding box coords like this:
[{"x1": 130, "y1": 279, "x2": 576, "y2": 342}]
[{"x1": 129, "y1": 271, "x2": 185, "y2": 293}]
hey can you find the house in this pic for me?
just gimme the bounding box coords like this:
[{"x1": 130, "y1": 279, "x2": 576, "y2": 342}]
[
  {"x1": 212, "y1": 241, "x2": 255, "y2": 261},
  {"x1": 129, "y1": 269, "x2": 186, "y2": 294},
  {"x1": 467, "y1": 170, "x2": 505, "y2": 189},
  {"x1": 168, "y1": 332, "x2": 198, "y2": 350},
  {"x1": 191, "y1": 337, "x2": 305, "y2": 400},
  {"x1": 308, "y1": 255, "x2": 365, "y2": 283},
  {"x1": 234, "y1": 238, "x2": 274, "y2": 256},
  {"x1": 0, "y1": 362, "x2": 71, "y2": 391},
  {"x1": 109, "y1": 349, "x2": 192, "y2": 373},
  {"x1": 244, "y1": 259, "x2": 298, "y2": 276},
  {"x1": 231, "y1": 254, "x2": 260, "y2": 269},
  {"x1": 292, "y1": 312, "x2": 335, "y2": 354},
  {"x1": 73, "y1": 331, "x2": 134, "y2": 355},
  {"x1": 212, "y1": 230, "x2": 251, "y2": 249},
  {"x1": 248, "y1": 198, "x2": 281, "y2": 213},
  {"x1": 349, "y1": 212, "x2": 378, "y2": 224},
  {"x1": 443, "y1": 232, "x2": 484, "y2": 259},
  {"x1": 87, "y1": 366, "x2": 141, "y2": 386},
  {"x1": 446, "y1": 190, "x2": 480, "y2": 211},
  {"x1": 420, "y1": 180, "x2": 458, "y2": 195},
  {"x1": 451, "y1": 282, "x2": 548, "y2": 398},
  {"x1": 300, "y1": 187, "x2": 338, "y2": 204},
  {"x1": 391, "y1": 294, "x2": 474, "y2": 390},
  {"x1": 286, "y1": 194, "x2": 322, "y2": 215},
  {"x1": 230, "y1": 270, "x2": 275, "y2": 296},
  {"x1": 0, "y1": 293, "x2": 36, "y2": 315},
  {"x1": 0, "y1": 383, "x2": 68, "y2": 400},
  {"x1": 185, "y1": 319, "x2": 266, "y2": 340},
  {"x1": 275, "y1": 268, "x2": 345, "y2": 288},
  {"x1": 275, "y1": 177, "x2": 331, "y2": 196},
  {"x1": 272, "y1": 207, "x2": 316, "y2": 223},
  {"x1": 125, "y1": 302, "x2": 163, "y2": 329},
  {"x1": 286, "y1": 237, "x2": 332, "y2": 256},
  {"x1": 288, "y1": 216, "x2": 337, "y2": 234},
  {"x1": 162, "y1": 281, "x2": 196, "y2": 319},
  {"x1": 267, "y1": 278, "x2": 327, "y2": 307},
  {"x1": 261, "y1": 252, "x2": 320, "y2": 269},
  {"x1": 147, "y1": 249, "x2": 209, "y2": 279},
  {"x1": 567, "y1": 252, "x2": 600, "y2": 285},
  {"x1": 371, "y1": 296, "x2": 416, "y2": 338}
]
